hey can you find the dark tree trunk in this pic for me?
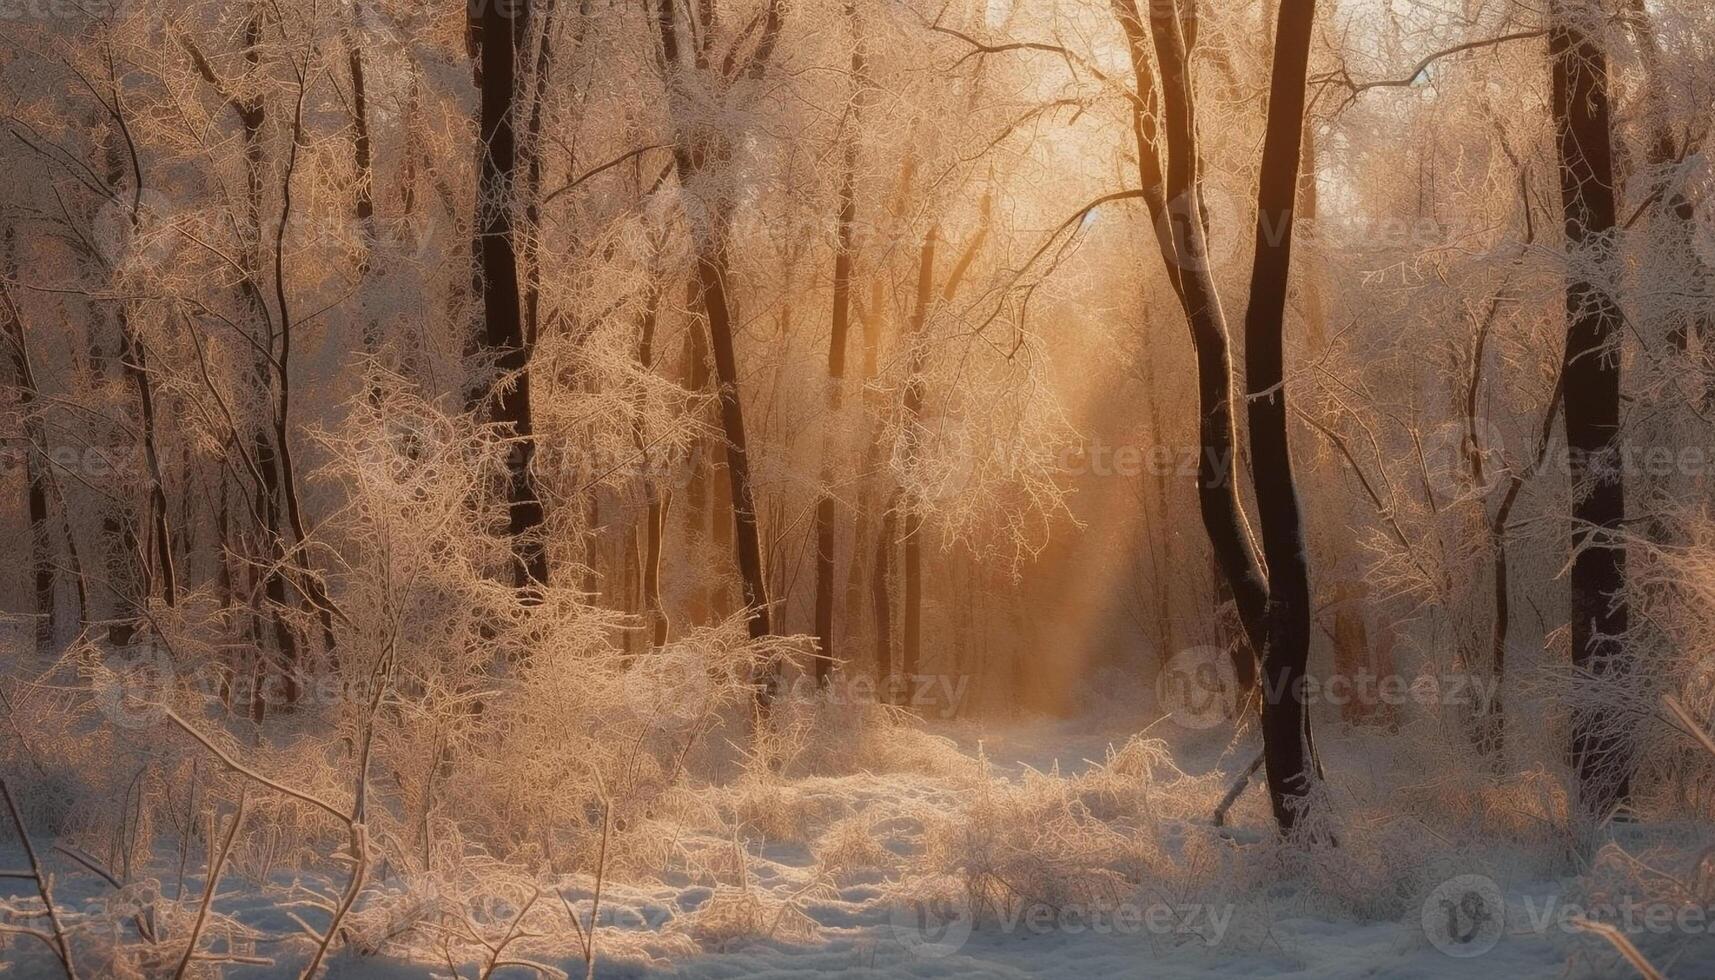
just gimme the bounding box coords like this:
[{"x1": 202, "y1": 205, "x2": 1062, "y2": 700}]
[
  {"x1": 1550, "y1": 0, "x2": 1631, "y2": 815},
  {"x1": 1140, "y1": 0, "x2": 1269, "y2": 679},
  {"x1": 104, "y1": 120, "x2": 177, "y2": 615},
  {"x1": 476, "y1": 0, "x2": 549, "y2": 591},
  {"x1": 636, "y1": 275, "x2": 670, "y2": 648},
  {"x1": 653, "y1": 0, "x2": 788, "y2": 706},
  {"x1": 682, "y1": 297, "x2": 716, "y2": 626},
  {"x1": 1, "y1": 271, "x2": 56, "y2": 650},
  {"x1": 521, "y1": 0, "x2": 564, "y2": 353},
  {"x1": 814, "y1": 17, "x2": 862, "y2": 686},
  {"x1": 118, "y1": 327, "x2": 176, "y2": 608},
  {"x1": 692, "y1": 246, "x2": 773, "y2": 650},
  {"x1": 183, "y1": 16, "x2": 305, "y2": 678},
  {"x1": 1242, "y1": 0, "x2": 1322, "y2": 834},
  {"x1": 345, "y1": 22, "x2": 383, "y2": 403}
]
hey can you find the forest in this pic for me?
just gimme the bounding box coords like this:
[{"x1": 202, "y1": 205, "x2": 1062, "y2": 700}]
[{"x1": 1, "y1": 0, "x2": 1713, "y2": 975}]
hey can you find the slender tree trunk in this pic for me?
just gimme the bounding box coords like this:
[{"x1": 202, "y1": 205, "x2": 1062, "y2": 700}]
[
  {"x1": 1243, "y1": 0, "x2": 1322, "y2": 834},
  {"x1": 900, "y1": 229, "x2": 937, "y2": 686},
  {"x1": 1, "y1": 267, "x2": 56, "y2": 650},
  {"x1": 683, "y1": 301, "x2": 715, "y2": 626},
  {"x1": 635, "y1": 274, "x2": 670, "y2": 647},
  {"x1": 873, "y1": 494, "x2": 898, "y2": 700},
  {"x1": 91, "y1": 134, "x2": 172, "y2": 642},
  {"x1": 118, "y1": 327, "x2": 175, "y2": 608},
  {"x1": 691, "y1": 245, "x2": 773, "y2": 650},
  {"x1": 476, "y1": 0, "x2": 549, "y2": 591},
  {"x1": 185, "y1": 15, "x2": 302, "y2": 678},
  {"x1": 654, "y1": 0, "x2": 787, "y2": 703},
  {"x1": 1550, "y1": 0, "x2": 1631, "y2": 815},
  {"x1": 814, "y1": 62, "x2": 861, "y2": 686},
  {"x1": 521, "y1": 0, "x2": 564, "y2": 353},
  {"x1": 1138, "y1": 0, "x2": 1270, "y2": 680},
  {"x1": 345, "y1": 21, "x2": 383, "y2": 402}
]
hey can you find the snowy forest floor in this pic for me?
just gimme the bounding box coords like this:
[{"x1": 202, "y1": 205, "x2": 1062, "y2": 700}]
[{"x1": 6, "y1": 681, "x2": 1715, "y2": 980}]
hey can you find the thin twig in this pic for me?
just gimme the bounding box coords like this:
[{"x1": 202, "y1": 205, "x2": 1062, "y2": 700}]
[
  {"x1": 0, "y1": 775, "x2": 78, "y2": 978},
  {"x1": 171, "y1": 790, "x2": 247, "y2": 980}
]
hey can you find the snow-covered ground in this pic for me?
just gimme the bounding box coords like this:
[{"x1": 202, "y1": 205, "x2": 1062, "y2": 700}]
[{"x1": 5, "y1": 705, "x2": 1712, "y2": 979}]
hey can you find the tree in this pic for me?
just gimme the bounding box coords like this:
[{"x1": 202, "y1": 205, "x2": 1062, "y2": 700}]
[
  {"x1": 1117, "y1": 0, "x2": 1269, "y2": 691},
  {"x1": 653, "y1": 0, "x2": 788, "y2": 697},
  {"x1": 475, "y1": 0, "x2": 549, "y2": 591},
  {"x1": 1243, "y1": 0, "x2": 1324, "y2": 833},
  {"x1": 1550, "y1": 0, "x2": 1632, "y2": 815},
  {"x1": 813, "y1": 2, "x2": 864, "y2": 686}
]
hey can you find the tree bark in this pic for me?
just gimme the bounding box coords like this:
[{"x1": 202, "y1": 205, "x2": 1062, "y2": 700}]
[
  {"x1": 1550, "y1": 0, "x2": 1631, "y2": 815},
  {"x1": 635, "y1": 274, "x2": 670, "y2": 648},
  {"x1": 1, "y1": 264, "x2": 57, "y2": 650},
  {"x1": 900, "y1": 229, "x2": 937, "y2": 686},
  {"x1": 814, "y1": 9, "x2": 864, "y2": 686},
  {"x1": 873, "y1": 494, "x2": 898, "y2": 700},
  {"x1": 1136, "y1": 0, "x2": 1270, "y2": 682},
  {"x1": 1242, "y1": 0, "x2": 1322, "y2": 834},
  {"x1": 691, "y1": 245, "x2": 773, "y2": 651},
  {"x1": 653, "y1": 0, "x2": 788, "y2": 705},
  {"x1": 476, "y1": 0, "x2": 549, "y2": 591}
]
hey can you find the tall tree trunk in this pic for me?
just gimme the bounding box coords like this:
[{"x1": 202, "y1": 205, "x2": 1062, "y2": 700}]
[
  {"x1": 682, "y1": 298, "x2": 715, "y2": 626},
  {"x1": 900, "y1": 229, "x2": 937, "y2": 686},
  {"x1": 1, "y1": 265, "x2": 57, "y2": 650},
  {"x1": 653, "y1": 0, "x2": 788, "y2": 705},
  {"x1": 476, "y1": 0, "x2": 549, "y2": 591},
  {"x1": 118, "y1": 326, "x2": 176, "y2": 608},
  {"x1": 692, "y1": 245, "x2": 773, "y2": 651},
  {"x1": 635, "y1": 274, "x2": 670, "y2": 647},
  {"x1": 1550, "y1": 0, "x2": 1631, "y2": 815},
  {"x1": 814, "y1": 57, "x2": 861, "y2": 686},
  {"x1": 873, "y1": 494, "x2": 898, "y2": 700},
  {"x1": 1243, "y1": 0, "x2": 1322, "y2": 834},
  {"x1": 1137, "y1": 0, "x2": 1270, "y2": 678},
  {"x1": 344, "y1": 20, "x2": 383, "y2": 402},
  {"x1": 521, "y1": 0, "x2": 564, "y2": 354},
  {"x1": 183, "y1": 16, "x2": 303, "y2": 681}
]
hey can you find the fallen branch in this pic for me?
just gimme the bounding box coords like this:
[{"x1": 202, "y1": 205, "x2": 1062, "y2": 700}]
[{"x1": 1212, "y1": 750, "x2": 1266, "y2": 828}]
